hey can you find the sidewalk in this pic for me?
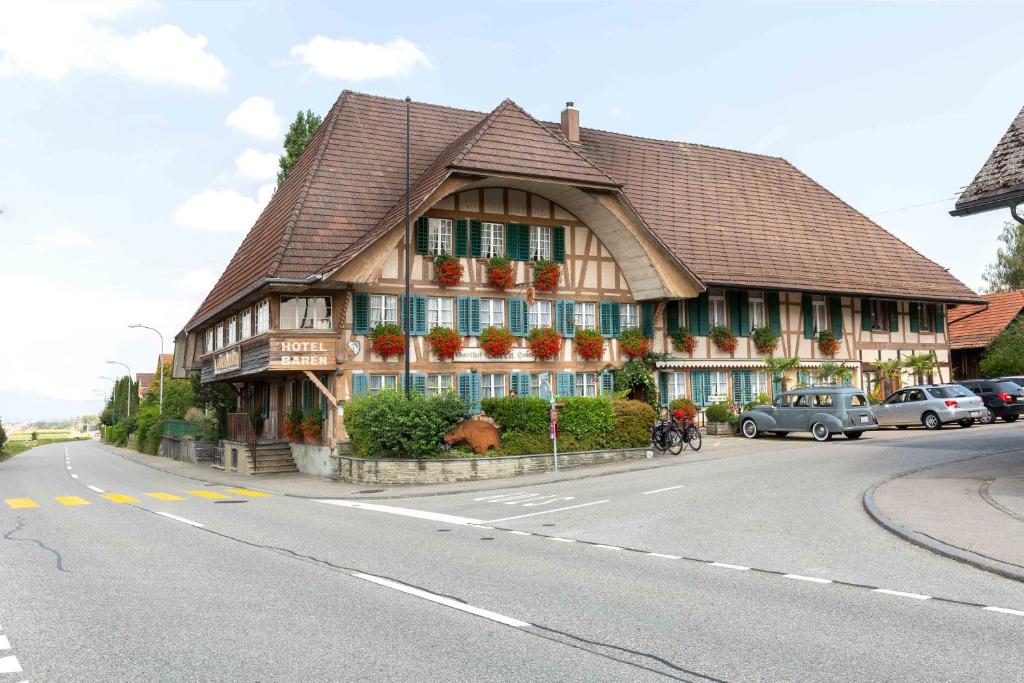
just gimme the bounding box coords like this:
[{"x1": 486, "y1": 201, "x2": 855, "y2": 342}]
[{"x1": 866, "y1": 450, "x2": 1024, "y2": 582}]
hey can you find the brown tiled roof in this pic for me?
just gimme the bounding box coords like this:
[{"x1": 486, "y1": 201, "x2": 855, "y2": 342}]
[
  {"x1": 948, "y1": 290, "x2": 1024, "y2": 349},
  {"x1": 185, "y1": 91, "x2": 981, "y2": 331},
  {"x1": 136, "y1": 373, "x2": 155, "y2": 389},
  {"x1": 952, "y1": 105, "x2": 1024, "y2": 216}
]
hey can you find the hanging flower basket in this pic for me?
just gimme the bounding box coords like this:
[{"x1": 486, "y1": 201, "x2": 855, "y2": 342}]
[
  {"x1": 818, "y1": 330, "x2": 841, "y2": 357},
  {"x1": 480, "y1": 326, "x2": 514, "y2": 358},
  {"x1": 433, "y1": 253, "x2": 463, "y2": 287},
  {"x1": 301, "y1": 408, "x2": 322, "y2": 442},
  {"x1": 618, "y1": 327, "x2": 650, "y2": 360},
  {"x1": 751, "y1": 325, "x2": 779, "y2": 354},
  {"x1": 710, "y1": 325, "x2": 738, "y2": 353},
  {"x1": 527, "y1": 327, "x2": 562, "y2": 361},
  {"x1": 485, "y1": 256, "x2": 515, "y2": 291},
  {"x1": 532, "y1": 260, "x2": 561, "y2": 293},
  {"x1": 370, "y1": 323, "x2": 405, "y2": 359},
  {"x1": 575, "y1": 328, "x2": 605, "y2": 361},
  {"x1": 427, "y1": 326, "x2": 463, "y2": 360},
  {"x1": 671, "y1": 330, "x2": 698, "y2": 354}
]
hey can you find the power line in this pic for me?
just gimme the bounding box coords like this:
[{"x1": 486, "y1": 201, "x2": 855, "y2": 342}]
[{"x1": 868, "y1": 194, "x2": 960, "y2": 217}]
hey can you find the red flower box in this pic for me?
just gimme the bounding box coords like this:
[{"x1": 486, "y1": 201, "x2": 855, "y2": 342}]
[
  {"x1": 480, "y1": 326, "x2": 514, "y2": 358},
  {"x1": 618, "y1": 327, "x2": 650, "y2": 360},
  {"x1": 427, "y1": 326, "x2": 463, "y2": 360},
  {"x1": 433, "y1": 254, "x2": 464, "y2": 287},
  {"x1": 818, "y1": 331, "x2": 841, "y2": 357},
  {"x1": 575, "y1": 328, "x2": 605, "y2": 361},
  {"x1": 370, "y1": 323, "x2": 405, "y2": 359},
  {"x1": 672, "y1": 331, "x2": 698, "y2": 354},
  {"x1": 532, "y1": 260, "x2": 560, "y2": 293},
  {"x1": 486, "y1": 257, "x2": 515, "y2": 291},
  {"x1": 710, "y1": 325, "x2": 738, "y2": 353},
  {"x1": 527, "y1": 327, "x2": 562, "y2": 361}
]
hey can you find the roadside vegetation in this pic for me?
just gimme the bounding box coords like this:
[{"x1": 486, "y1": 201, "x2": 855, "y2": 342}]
[{"x1": 0, "y1": 422, "x2": 91, "y2": 461}]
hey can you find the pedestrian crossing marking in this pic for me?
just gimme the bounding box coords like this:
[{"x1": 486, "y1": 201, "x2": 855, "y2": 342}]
[
  {"x1": 101, "y1": 493, "x2": 138, "y2": 504},
  {"x1": 227, "y1": 488, "x2": 271, "y2": 497},
  {"x1": 55, "y1": 496, "x2": 90, "y2": 506},
  {"x1": 189, "y1": 490, "x2": 231, "y2": 500},
  {"x1": 146, "y1": 492, "x2": 185, "y2": 501},
  {"x1": 4, "y1": 498, "x2": 39, "y2": 509}
]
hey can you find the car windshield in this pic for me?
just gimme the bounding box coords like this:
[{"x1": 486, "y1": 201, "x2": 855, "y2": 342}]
[
  {"x1": 995, "y1": 382, "x2": 1022, "y2": 394},
  {"x1": 927, "y1": 386, "x2": 973, "y2": 399},
  {"x1": 1002, "y1": 378, "x2": 1024, "y2": 387}
]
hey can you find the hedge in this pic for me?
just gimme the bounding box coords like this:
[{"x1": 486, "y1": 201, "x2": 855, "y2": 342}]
[
  {"x1": 481, "y1": 396, "x2": 550, "y2": 433},
  {"x1": 609, "y1": 400, "x2": 656, "y2": 449},
  {"x1": 345, "y1": 390, "x2": 467, "y2": 458}
]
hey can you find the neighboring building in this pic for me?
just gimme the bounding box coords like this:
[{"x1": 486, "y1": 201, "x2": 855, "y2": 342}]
[
  {"x1": 950, "y1": 104, "x2": 1024, "y2": 221},
  {"x1": 948, "y1": 290, "x2": 1024, "y2": 379},
  {"x1": 136, "y1": 373, "x2": 155, "y2": 399},
  {"x1": 173, "y1": 92, "x2": 980, "y2": 460}
]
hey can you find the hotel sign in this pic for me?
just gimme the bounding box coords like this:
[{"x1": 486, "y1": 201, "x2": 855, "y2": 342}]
[
  {"x1": 453, "y1": 347, "x2": 535, "y2": 363},
  {"x1": 269, "y1": 338, "x2": 336, "y2": 370},
  {"x1": 213, "y1": 348, "x2": 241, "y2": 374}
]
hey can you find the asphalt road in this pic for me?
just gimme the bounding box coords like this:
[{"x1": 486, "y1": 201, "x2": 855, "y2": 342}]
[{"x1": 2, "y1": 425, "x2": 1023, "y2": 681}]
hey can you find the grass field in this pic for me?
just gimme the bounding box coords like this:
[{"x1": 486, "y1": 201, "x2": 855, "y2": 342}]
[
  {"x1": 1, "y1": 433, "x2": 92, "y2": 460},
  {"x1": 9, "y1": 429, "x2": 72, "y2": 442}
]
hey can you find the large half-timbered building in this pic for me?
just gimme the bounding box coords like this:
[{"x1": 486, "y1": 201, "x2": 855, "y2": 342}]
[{"x1": 173, "y1": 92, "x2": 981, "y2": 470}]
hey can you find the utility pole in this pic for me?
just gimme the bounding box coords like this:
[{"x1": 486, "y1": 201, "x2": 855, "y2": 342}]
[
  {"x1": 105, "y1": 360, "x2": 133, "y2": 418},
  {"x1": 129, "y1": 324, "x2": 165, "y2": 415},
  {"x1": 403, "y1": 96, "x2": 412, "y2": 398}
]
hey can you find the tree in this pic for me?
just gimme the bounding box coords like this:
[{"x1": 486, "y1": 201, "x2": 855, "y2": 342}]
[
  {"x1": 903, "y1": 352, "x2": 938, "y2": 385},
  {"x1": 277, "y1": 110, "x2": 322, "y2": 187},
  {"x1": 764, "y1": 356, "x2": 800, "y2": 392},
  {"x1": 815, "y1": 360, "x2": 852, "y2": 385},
  {"x1": 0, "y1": 417, "x2": 7, "y2": 453},
  {"x1": 982, "y1": 221, "x2": 1024, "y2": 293},
  {"x1": 980, "y1": 318, "x2": 1024, "y2": 377},
  {"x1": 874, "y1": 359, "x2": 904, "y2": 397},
  {"x1": 190, "y1": 374, "x2": 237, "y2": 436}
]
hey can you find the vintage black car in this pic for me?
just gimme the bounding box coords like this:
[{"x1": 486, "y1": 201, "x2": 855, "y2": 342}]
[{"x1": 738, "y1": 387, "x2": 878, "y2": 441}]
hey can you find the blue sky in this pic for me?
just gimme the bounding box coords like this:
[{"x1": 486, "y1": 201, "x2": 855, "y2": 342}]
[{"x1": 1, "y1": 1, "x2": 1021, "y2": 420}]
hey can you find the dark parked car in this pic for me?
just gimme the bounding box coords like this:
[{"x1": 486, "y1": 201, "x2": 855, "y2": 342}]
[
  {"x1": 997, "y1": 376, "x2": 1024, "y2": 389},
  {"x1": 956, "y1": 379, "x2": 1024, "y2": 424},
  {"x1": 738, "y1": 387, "x2": 878, "y2": 442}
]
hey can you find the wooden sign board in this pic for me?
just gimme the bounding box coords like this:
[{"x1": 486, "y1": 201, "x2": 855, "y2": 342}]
[
  {"x1": 269, "y1": 337, "x2": 336, "y2": 371},
  {"x1": 213, "y1": 348, "x2": 241, "y2": 374}
]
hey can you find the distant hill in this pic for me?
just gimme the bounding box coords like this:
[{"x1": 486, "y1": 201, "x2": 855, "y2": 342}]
[{"x1": 0, "y1": 390, "x2": 103, "y2": 423}]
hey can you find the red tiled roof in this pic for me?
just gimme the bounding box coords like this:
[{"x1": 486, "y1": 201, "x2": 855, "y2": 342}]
[
  {"x1": 948, "y1": 290, "x2": 1024, "y2": 349},
  {"x1": 136, "y1": 373, "x2": 155, "y2": 388},
  {"x1": 953, "y1": 105, "x2": 1024, "y2": 215},
  {"x1": 185, "y1": 91, "x2": 981, "y2": 331}
]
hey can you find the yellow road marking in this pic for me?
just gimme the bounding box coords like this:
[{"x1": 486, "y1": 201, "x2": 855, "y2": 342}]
[
  {"x1": 188, "y1": 490, "x2": 231, "y2": 500},
  {"x1": 226, "y1": 488, "x2": 271, "y2": 498},
  {"x1": 5, "y1": 498, "x2": 39, "y2": 509},
  {"x1": 101, "y1": 493, "x2": 138, "y2": 504},
  {"x1": 146, "y1": 492, "x2": 185, "y2": 501},
  {"x1": 55, "y1": 496, "x2": 90, "y2": 506}
]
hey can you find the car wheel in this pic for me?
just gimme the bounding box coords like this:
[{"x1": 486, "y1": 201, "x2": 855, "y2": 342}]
[
  {"x1": 844, "y1": 431, "x2": 863, "y2": 440},
  {"x1": 741, "y1": 419, "x2": 759, "y2": 439},
  {"x1": 922, "y1": 412, "x2": 942, "y2": 430},
  {"x1": 895, "y1": 425, "x2": 909, "y2": 430},
  {"x1": 979, "y1": 408, "x2": 996, "y2": 425},
  {"x1": 1003, "y1": 414, "x2": 1019, "y2": 423},
  {"x1": 811, "y1": 422, "x2": 832, "y2": 442},
  {"x1": 957, "y1": 419, "x2": 974, "y2": 428}
]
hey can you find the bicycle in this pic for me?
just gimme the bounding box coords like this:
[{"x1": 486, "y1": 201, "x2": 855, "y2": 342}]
[{"x1": 651, "y1": 419, "x2": 684, "y2": 455}]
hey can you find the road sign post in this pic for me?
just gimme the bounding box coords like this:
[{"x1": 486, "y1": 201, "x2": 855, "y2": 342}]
[{"x1": 550, "y1": 404, "x2": 559, "y2": 471}]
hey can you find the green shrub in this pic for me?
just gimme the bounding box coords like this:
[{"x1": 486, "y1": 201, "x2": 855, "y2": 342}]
[
  {"x1": 142, "y1": 419, "x2": 165, "y2": 455},
  {"x1": 609, "y1": 400, "x2": 656, "y2": 449},
  {"x1": 0, "y1": 418, "x2": 6, "y2": 452},
  {"x1": 496, "y1": 430, "x2": 553, "y2": 456},
  {"x1": 557, "y1": 396, "x2": 615, "y2": 449},
  {"x1": 30, "y1": 431, "x2": 38, "y2": 441},
  {"x1": 706, "y1": 403, "x2": 732, "y2": 423},
  {"x1": 345, "y1": 390, "x2": 467, "y2": 458},
  {"x1": 481, "y1": 396, "x2": 549, "y2": 433}
]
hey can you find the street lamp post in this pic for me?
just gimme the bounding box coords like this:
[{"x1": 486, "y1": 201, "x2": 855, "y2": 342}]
[
  {"x1": 105, "y1": 360, "x2": 133, "y2": 418},
  {"x1": 129, "y1": 324, "x2": 165, "y2": 415}
]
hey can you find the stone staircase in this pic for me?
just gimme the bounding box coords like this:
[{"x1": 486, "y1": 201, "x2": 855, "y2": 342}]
[{"x1": 249, "y1": 440, "x2": 298, "y2": 474}]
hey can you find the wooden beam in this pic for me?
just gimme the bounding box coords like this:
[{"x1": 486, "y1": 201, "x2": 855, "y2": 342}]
[{"x1": 303, "y1": 370, "x2": 338, "y2": 407}]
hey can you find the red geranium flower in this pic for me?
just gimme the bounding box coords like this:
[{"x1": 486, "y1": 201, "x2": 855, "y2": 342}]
[
  {"x1": 427, "y1": 326, "x2": 463, "y2": 360},
  {"x1": 527, "y1": 327, "x2": 562, "y2": 361},
  {"x1": 574, "y1": 328, "x2": 605, "y2": 361},
  {"x1": 370, "y1": 323, "x2": 405, "y2": 359},
  {"x1": 532, "y1": 260, "x2": 560, "y2": 293},
  {"x1": 485, "y1": 257, "x2": 515, "y2": 291},
  {"x1": 433, "y1": 253, "x2": 464, "y2": 287},
  {"x1": 480, "y1": 326, "x2": 514, "y2": 358}
]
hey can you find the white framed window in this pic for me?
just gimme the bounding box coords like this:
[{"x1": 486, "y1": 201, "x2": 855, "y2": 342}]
[
  {"x1": 256, "y1": 299, "x2": 270, "y2": 335},
  {"x1": 575, "y1": 372, "x2": 600, "y2": 397},
  {"x1": 205, "y1": 328, "x2": 214, "y2": 353},
  {"x1": 666, "y1": 372, "x2": 687, "y2": 401},
  {"x1": 480, "y1": 298, "x2": 505, "y2": 328},
  {"x1": 529, "y1": 300, "x2": 552, "y2": 330},
  {"x1": 281, "y1": 296, "x2": 332, "y2": 330},
  {"x1": 751, "y1": 371, "x2": 769, "y2": 398},
  {"x1": 529, "y1": 225, "x2": 551, "y2": 260},
  {"x1": 428, "y1": 297, "x2": 454, "y2": 328},
  {"x1": 812, "y1": 296, "x2": 828, "y2": 334},
  {"x1": 709, "y1": 291, "x2": 727, "y2": 327},
  {"x1": 575, "y1": 302, "x2": 596, "y2": 329},
  {"x1": 215, "y1": 323, "x2": 224, "y2": 350},
  {"x1": 369, "y1": 375, "x2": 398, "y2": 395},
  {"x1": 370, "y1": 294, "x2": 398, "y2": 327},
  {"x1": 240, "y1": 309, "x2": 253, "y2": 340},
  {"x1": 531, "y1": 372, "x2": 552, "y2": 400},
  {"x1": 427, "y1": 374, "x2": 453, "y2": 397},
  {"x1": 749, "y1": 293, "x2": 766, "y2": 329},
  {"x1": 620, "y1": 303, "x2": 639, "y2": 329},
  {"x1": 226, "y1": 316, "x2": 237, "y2": 346},
  {"x1": 482, "y1": 373, "x2": 504, "y2": 399},
  {"x1": 428, "y1": 218, "x2": 453, "y2": 255},
  {"x1": 481, "y1": 222, "x2": 504, "y2": 258},
  {"x1": 710, "y1": 371, "x2": 729, "y2": 399}
]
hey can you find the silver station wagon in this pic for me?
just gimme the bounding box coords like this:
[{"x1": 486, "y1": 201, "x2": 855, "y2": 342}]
[
  {"x1": 872, "y1": 384, "x2": 984, "y2": 429},
  {"x1": 739, "y1": 387, "x2": 878, "y2": 442}
]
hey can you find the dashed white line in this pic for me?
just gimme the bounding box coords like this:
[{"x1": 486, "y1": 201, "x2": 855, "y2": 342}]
[
  {"x1": 784, "y1": 574, "x2": 833, "y2": 584},
  {"x1": 86, "y1": 485, "x2": 104, "y2": 493},
  {"x1": 549, "y1": 537, "x2": 576, "y2": 543},
  {"x1": 483, "y1": 500, "x2": 609, "y2": 523},
  {"x1": 71, "y1": 474, "x2": 79, "y2": 479},
  {"x1": 507, "y1": 530, "x2": 532, "y2": 536},
  {"x1": 709, "y1": 562, "x2": 750, "y2": 571},
  {"x1": 156, "y1": 512, "x2": 205, "y2": 528},
  {"x1": 352, "y1": 572, "x2": 529, "y2": 628},
  {"x1": 594, "y1": 544, "x2": 623, "y2": 551},
  {"x1": 0, "y1": 635, "x2": 9, "y2": 650},
  {"x1": 647, "y1": 553, "x2": 682, "y2": 560},
  {"x1": 873, "y1": 589, "x2": 931, "y2": 600},
  {"x1": 316, "y1": 499, "x2": 482, "y2": 526},
  {"x1": 0, "y1": 654, "x2": 22, "y2": 674},
  {"x1": 984, "y1": 606, "x2": 1024, "y2": 617},
  {"x1": 641, "y1": 485, "x2": 685, "y2": 495}
]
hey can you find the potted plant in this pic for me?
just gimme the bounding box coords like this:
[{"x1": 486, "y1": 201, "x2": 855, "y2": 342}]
[
  {"x1": 370, "y1": 323, "x2": 405, "y2": 359},
  {"x1": 426, "y1": 326, "x2": 463, "y2": 360},
  {"x1": 284, "y1": 406, "x2": 303, "y2": 442},
  {"x1": 433, "y1": 252, "x2": 463, "y2": 287},
  {"x1": 817, "y1": 330, "x2": 841, "y2": 357},
  {"x1": 710, "y1": 325, "x2": 738, "y2": 353},
  {"x1": 705, "y1": 402, "x2": 736, "y2": 435},
  {"x1": 480, "y1": 325, "x2": 514, "y2": 358},
  {"x1": 485, "y1": 256, "x2": 515, "y2": 291},
  {"x1": 301, "y1": 408, "x2": 322, "y2": 442},
  {"x1": 671, "y1": 330, "x2": 698, "y2": 354},
  {"x1": 527, "y1": 327, "x2": 562, "y2": 361},
  {"x1": 532, "y1": 259, "x2": 561, "y2": 293},
  {"x1": 751, "y1": 325, "x2": 778, "y2": 354},
  {"x1": 669, "y1": 397, "x2": 697, "y2": 425},
  {"x1": 618, "y1": 327, "x2": 650, "y2": 359},
  {"x1": 575, "y1": 327, "x2": 605, "y2": 361}
]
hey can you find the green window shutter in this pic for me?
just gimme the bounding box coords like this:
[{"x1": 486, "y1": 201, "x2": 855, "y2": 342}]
[
  {"x1": 413, "y1": 295, "x2": 428, "y2": 335},
  {"x1": 766, "y1": 292, "x2": 782, "y2": 336},
  {"x1": 556, "y1": 371, "x2": 574, "y2": 397},
  {"x1": 828, "y1": 297, "x2": 843, "y2": 339},
  {"x1": 732, "y1": 371, "x2": 752, "y2": 405},
  {"x1": 415, "y1": 216, "x2": 429, "y2": 254},
  {"x1": 798, "y1": 370, "x2": 810, "y2": 386},
  {"x1": 457, "y1": 297, "x2": 470, "y2": 336},
  {"x1": 454, "y1": 219, "x2": 468, "y2": 257},
  {"x1": 555, "y1": 300, "x2": 565, "y2": 336},
  {"x1": 728, "y1": 291, "x2": 741, "y2": 336},
  {"x1": 509, "y1": 298, "x2": 526, "y2": 336},
  {"x1": 667, "y1": 301, "x2": 681, "y2": 335},
  {"x1": 692, "y1": 371, "x2": 710, "y2": 406},
  {"x1": 771, "y1": 373, "x2": 783, "y2": 398},
  {"x1": 687, "y1": 298, "x2": 701, "y2": 335},
  {"x1": 469, "y1": 297, "x2": 481, "y2": 336},
  {"x1": 888, "y1": 301, "x2": 899, "y2": 332},
  {"x1": 600, "y1": 371, "x2": 615, "y2": 395},
  {"x1": 469, "y1": 220, "x2": 482, "y2": 258},
  {"x1": 600, "y1": 302, "x2": 613, "y2": 338},
  {"x1": 470, "y1": 372, "x2": 481, "y2": 413},
  {"x1": 611, "y1": 302, "x2": 622, "y2": 337},
  {"x1": 862, "y1": 298, "x2": 873, "y2": 331},
  {"x1": 352, "y1": 374, "x2": 369, "y2": 398},
  {"x1": 457, "y1": 372, "x2": 472, "y2": 407},
  {"x1": 506, "y1": 223, "x2": 519, "y2": 260},
  {"x1": 302, "y1": 380, "x2": 313, "y2": 410},
  {"x1": 909, "y1": 302, "x2": 920, "y2": 333},
  {"x1": 802, "y1": 294, "x2": 815, "y2": 339},
  {"x1": 658, "y1": 371, "x2": 669, "y2": 407},
  {"x1": 562, "y1": 300, "x2": 575, "y2": 338},
  {"x1": 935, "y1": 304, "x2": 945, "y2": 333},
  {"x1": 511, "y1": 371, "x2": 530, "y2": 397},
  {"x1": 552, "y1": 226, "x2": 566, "y2": 263},
  {"x1": 353, "y1": 291, "x2": 369, "y2": 334},
  {"x1": 414, "y1": 373, "x2": 427, "y2": 396},
  {"x1": 698, "y1": 293, "x2": 710, "y2": 335},
  {"x1": 519, "y1": 224, "x2": 531, "y2": 261},
  {"x1": 738, "y1": 291, "x2": 750, "y2": 336},
  {"x1": 641, "y1": 302, "x2": 655, "y2": 338}
]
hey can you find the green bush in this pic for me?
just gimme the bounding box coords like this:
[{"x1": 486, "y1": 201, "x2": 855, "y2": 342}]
[
  {"x1": 142, "y1": 419, "x2": 165, "y2": 455},
  {"x1": 705, "y1": 403, "x2": 731, "y2": 423},
  {"x1": 557, "y1": 396, "x2": 615, "y2": 450},
  {"x1": 481, "y1": 396, "x2": 550, "y2": 434},
  {"x1": 495, "y1": 430, "x2": 554, "y2": 456},
  {"x1": 345, "y1": 390, "x2": 467, "y2": 458},
  {"x1": 609, "y1": 400, "x2": 656, "y2": 449},
  {"x1": 0, "y1": 418, "x2": 6, "y2": 452}
]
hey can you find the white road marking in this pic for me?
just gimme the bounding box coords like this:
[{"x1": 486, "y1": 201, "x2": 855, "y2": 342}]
[
  {"x1": 784, "y1": 574, "x2": 833, "y2": 584},
  {"x1": 507, "y1": 530, "x2": 532, "y2": 536},
  {"x1": 156, "y1": 512, "x2": 206, "y2": 528},
  {"x1": 548, "y1": 537, "x2": 575, "y2": 543},
  {"x1": 709, "y1": 562, "x2": 750, "y2": 571},
  {"x1": 483, "y1": 500, "x2": 609, "y2": 523},
  {"x1": 87, "y1": 485, "x2": 104, "y2": 493},
  {"x1": 469, "y1": 525, "x2": 495, "y2": 530},
  {"x1": 647, "y1": 553, "x2": 682, "y2": 559},
  {"x1": 0, "y1": 635, "x2": 9, "y2": 649},
  {"x1": 71, "y1": 474, "x2": 79, "y2": 479},
  {"x1": 594, "y1": 544, "x2": 622, "y2": 551},
  {"x1": 985, "y1": 606, "x2": 1024, "y2": 617},
  {"x1": 641, "y1": 485, "x2": 685, "y2": 495},
  {"x1": 316, "y1": 499, "x2": 482, "y2": 526},
  {"x1": 873, "y1": 589, "x2": 931, "y2": 600},
  {"x1": 522, "y1": 496, "x2": 576, "y2": 507},
  {"x1": 0, "y1": 655, "x2": 22, "y2": 674},
  {"x1": 352, "y1": 572, "x2": 529, "y2": 628}
]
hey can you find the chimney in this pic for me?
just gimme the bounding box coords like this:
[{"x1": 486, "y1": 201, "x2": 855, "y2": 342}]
[{"x1": 560, "y1": 101, "x2": 579, "y2": 144}]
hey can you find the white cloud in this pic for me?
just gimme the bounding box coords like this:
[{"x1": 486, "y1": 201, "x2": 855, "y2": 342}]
[
  {"x1": 175, "y1": 268, "x2": 217, "y2": 293},
  {"x1": 290, "y1": 35, "x2": 430, "y2": 81},
  {"x1": 173, "y1": 185, "x2": 274, "y2": 232},
  {"x1": 0, "y1": 2, "x2": 226, "y2": 89},
  {"x1": 235, "y1": 149, "x2": 279, "y2": 180},
  {"x1": 226, "y1": 97, "x2": 282, "y2": 140},
  {"x1": 37, "y1": 229, "x2": 92, "y2": 248}
]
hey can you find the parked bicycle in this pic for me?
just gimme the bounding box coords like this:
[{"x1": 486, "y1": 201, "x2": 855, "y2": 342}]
[{"x1": 651, "y1": 409, "x2": 702, "y2": 454}]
